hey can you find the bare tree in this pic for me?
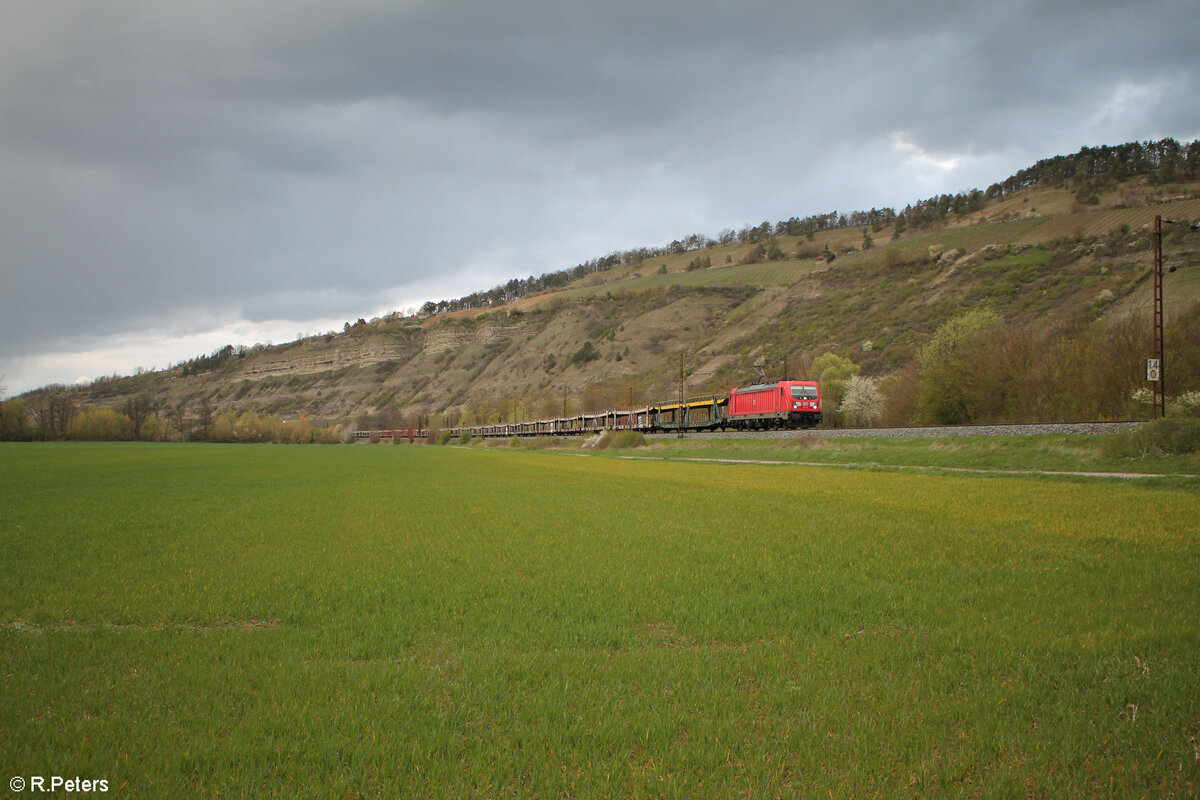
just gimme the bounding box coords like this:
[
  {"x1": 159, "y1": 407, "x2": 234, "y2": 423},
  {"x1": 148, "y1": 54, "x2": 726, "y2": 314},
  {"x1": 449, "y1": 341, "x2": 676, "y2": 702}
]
[
  {"x1": 171, "y1": 403, "x2": 190, "y2": 442},
  {"x1": 29, "y1": 392, "x2": 77, "y2": 440},
  {"x1": 196, "y1": 397, "x2": 214, "y2": 442},
  {"x1": 28, "y1": 395, "x2": 48, "y2": 440},
  {"x1": 124, "y1": 396, "x2": 152, "y2": 440}
]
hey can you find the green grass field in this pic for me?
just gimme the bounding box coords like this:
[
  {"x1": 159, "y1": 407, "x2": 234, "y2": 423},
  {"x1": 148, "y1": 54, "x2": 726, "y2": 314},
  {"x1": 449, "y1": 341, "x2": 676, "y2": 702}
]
[
  {"x1": 623, "y1": 432, "x2": 1200, "y2": 480},
  {"x1": 2, "y1": 442, "x2": 1198, "y2": 798}
]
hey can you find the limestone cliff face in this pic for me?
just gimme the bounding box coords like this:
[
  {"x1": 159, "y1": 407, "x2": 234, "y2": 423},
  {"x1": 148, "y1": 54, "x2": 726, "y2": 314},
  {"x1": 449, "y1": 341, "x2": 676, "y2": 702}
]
[
  {"x1": 420, "y1": 322, "x2": 521, "y2": 355},
  {"x1": 232, "y1": 317, "x2": 523, "y2": 381},
  {"x1": 238, "y1": 342, "x2": 417, "y2": 378}
]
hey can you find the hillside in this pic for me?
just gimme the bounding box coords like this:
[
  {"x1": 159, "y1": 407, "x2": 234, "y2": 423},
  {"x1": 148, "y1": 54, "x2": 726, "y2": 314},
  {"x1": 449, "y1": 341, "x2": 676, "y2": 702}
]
[{"x1": 13, "y1": 148, "x2": 1200, "y2": 439}]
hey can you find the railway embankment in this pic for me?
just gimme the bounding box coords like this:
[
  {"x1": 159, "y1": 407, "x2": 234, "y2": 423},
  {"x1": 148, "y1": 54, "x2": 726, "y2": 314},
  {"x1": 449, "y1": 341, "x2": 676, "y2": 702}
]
[{"x1": 646, "y1": 420, "x2": 1145, "y2": 441}]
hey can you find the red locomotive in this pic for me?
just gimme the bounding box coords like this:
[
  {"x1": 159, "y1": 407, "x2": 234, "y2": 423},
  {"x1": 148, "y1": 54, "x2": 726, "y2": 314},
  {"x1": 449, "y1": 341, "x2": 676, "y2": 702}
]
[{"x1": 727, "y1": 380, "x2": 822, "y2": 430}]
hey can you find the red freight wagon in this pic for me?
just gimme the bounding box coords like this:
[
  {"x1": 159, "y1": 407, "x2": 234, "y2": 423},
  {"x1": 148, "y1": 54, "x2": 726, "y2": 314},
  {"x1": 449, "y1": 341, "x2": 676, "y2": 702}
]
[{"x1": 727, "y1": 380, "x2": 822, "y2": 430}]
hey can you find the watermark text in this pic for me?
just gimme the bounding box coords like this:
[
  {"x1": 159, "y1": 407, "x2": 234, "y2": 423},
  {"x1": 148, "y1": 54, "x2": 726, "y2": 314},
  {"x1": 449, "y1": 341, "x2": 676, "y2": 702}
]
[{"x1": 9, "y1": 776, "x2": 109, "y2": 793}]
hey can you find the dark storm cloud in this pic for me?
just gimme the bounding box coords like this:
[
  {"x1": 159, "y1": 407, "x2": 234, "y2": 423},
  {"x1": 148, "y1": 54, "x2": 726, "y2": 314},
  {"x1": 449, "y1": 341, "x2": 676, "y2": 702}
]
[{"x1": 1, "y1": 0, "x2": 1198, "y2": 393}]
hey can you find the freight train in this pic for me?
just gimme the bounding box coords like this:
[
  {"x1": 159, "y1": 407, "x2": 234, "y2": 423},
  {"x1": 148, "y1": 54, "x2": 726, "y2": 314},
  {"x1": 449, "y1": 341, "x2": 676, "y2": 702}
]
[
  {"x1": 351, "y1": 429, "x2": 422, "y2": 441},
  {"x1": 446, "y1": 379, "x2": 822, "y2": 439}
]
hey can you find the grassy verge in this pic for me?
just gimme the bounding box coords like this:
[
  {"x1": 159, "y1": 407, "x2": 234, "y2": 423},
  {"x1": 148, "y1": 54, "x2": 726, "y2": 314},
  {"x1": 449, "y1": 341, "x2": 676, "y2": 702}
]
[
  {"x1": 591, "y1": 432, "x2": 1200, "y2": 480},
  {"x1": 2, "y1": 443, "x2": 1198, "y2": 797}
]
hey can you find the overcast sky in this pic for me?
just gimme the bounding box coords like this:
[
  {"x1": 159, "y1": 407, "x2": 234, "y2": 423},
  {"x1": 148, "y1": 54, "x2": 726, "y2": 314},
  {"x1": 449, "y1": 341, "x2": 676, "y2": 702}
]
[{"x1": 2, "y1": 0, "x2": 1198, "y2": 396}]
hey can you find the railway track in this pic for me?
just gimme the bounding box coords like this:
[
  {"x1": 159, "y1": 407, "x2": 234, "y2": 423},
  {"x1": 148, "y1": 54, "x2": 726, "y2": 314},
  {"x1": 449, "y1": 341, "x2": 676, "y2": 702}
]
[{"x1": 645, "y1": 420, "x2": 1146, "y2": 441}]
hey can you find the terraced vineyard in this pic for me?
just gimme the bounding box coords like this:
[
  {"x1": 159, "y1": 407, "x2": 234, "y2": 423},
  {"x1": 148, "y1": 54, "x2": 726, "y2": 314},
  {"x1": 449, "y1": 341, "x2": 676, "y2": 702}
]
[
  {"x1": 1027, "y1": 198, "x2": 1200, "y2": 241},
  {"x1": 564, "y1": 259, "x2": 814, "y2": 299}
]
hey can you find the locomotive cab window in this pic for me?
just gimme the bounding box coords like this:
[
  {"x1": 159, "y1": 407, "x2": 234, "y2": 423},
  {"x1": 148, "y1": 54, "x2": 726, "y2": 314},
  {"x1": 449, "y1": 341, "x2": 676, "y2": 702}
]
[{"x1": 790, "y1": 386, "x2": 818, "y2": 399}]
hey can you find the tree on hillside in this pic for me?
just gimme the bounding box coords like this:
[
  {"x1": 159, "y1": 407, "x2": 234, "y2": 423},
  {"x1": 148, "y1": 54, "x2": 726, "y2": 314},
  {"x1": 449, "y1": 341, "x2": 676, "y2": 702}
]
[
  {"x1": 915, "y1": 309, "x2": 1003, "y2": 424},
  {"x1": 465, "y1": 393, "x2": 498, "y2": 426},
  {"x1": 170, "y1": 403, "x2": 189, "y2": 442},
  {"x1": 1166, "y1": 305, "x2": 1200, "y2": 399},
  {"x1": 66, "y1": 407, "x2": 133, "y2": 440},
  {"x1": 29, "y1": 391, "x2": 77, "y2": 440},
  {"x1": 841, "y1": 375, "x2": 884, "y2": 427},
  {"x1": 743, "y1": 243, "x2": 767, "y2": 264},
  {"x1": 125, "y1": 396, "x2": 152, "y2": 440},
  {"x1": 568, "y1": 341, "x2": 600, "y2": 367},
  {"x1": 196, "y1": 398, "x2": 215, "y2": 441},
  {"x1": 28, "y1": 395, "x2": 47, "y2": 440},
  {"x1": 0, "y1": 398, "x2": 33, "y2": 441},
  {"x1": 811, "y1": 352, "x2": 860, "y2": 427},
  {"x1": 0, "y1": 375, "x2": 35, "y2": 442},
  {"x1": 139, "y1": 412, "x2": 174, "y2": 442}
]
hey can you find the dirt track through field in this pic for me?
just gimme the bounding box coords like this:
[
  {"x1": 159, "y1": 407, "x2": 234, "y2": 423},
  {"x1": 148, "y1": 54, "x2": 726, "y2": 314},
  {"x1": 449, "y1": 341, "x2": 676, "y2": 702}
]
[{"x1": 618, "y1": 454, "x2": 1184, "y2": 480}]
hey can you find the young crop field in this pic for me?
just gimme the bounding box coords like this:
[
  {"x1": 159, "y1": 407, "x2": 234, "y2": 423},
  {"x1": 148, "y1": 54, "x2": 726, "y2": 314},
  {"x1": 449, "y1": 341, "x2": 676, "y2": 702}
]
[{"x1": 2, "y1": 442, "x2": 1198, "y2": 798}]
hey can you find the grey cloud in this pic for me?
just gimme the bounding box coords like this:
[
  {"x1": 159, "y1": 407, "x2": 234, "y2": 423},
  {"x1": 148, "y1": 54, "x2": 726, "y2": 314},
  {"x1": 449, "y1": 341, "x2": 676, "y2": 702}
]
[{"x1": 1, "y1": 0, "x2": 1198, "y2": 392}]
